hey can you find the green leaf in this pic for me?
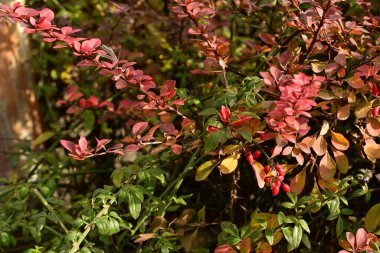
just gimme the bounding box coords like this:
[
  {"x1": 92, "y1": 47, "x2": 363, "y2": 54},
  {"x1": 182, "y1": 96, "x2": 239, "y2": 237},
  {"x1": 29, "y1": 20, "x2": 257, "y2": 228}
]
[
  {"x1": 95, "y1": 217, "x2": 109, "y2": 235},
  {"x1": 199, "y1": 108, "x2": 219, "y2": 116},
  {"x1": 1, "y1": 232, "x2": 10, "y2": 247},
  {"x1": 126, "y1": 186, "x2": 145, "y2": 220},
  {"x1": 195, "y1": 159, "x2": 219, "y2": 181},
  {"x1": 301, "y1": 234, "x2": 311, "y2": 249},
  {"x1": 281, "y1": 202, "x2": 294, "y2": 209},
  {"x1": 293, "y1": 224, "x2": 303, "y2": 249},
  {"x1": 327, "y1": 197, "x2": 340, "y2": 216},
  {"x1": 108, "y1": 217, "x2": 120, "y2": 235},
  {"x1": 282, "y1": 227, "x2": 294, "y2": 250},
  {"x1": 83, "y1": 110, "x2": 95, "y2": 130},
  {"x1": 221, "y1": 221, "x2": 239, "y2": 238},
  {"x1": 31, "y1": 131, "x2": 56, "y2": 148},
  {"x1": 204, "y1": 130, "x2": 232, "y2": 153},
  {"x1": 365, "y1": 203, "x2": 380, "y2": 232},
  {"x1": 277, "y1": 212, "x2": 286, "y2": 225},
  {"x1": 297, "y1": 219, "x2": 310, "y2": 234},
  {"x1": 336, "y1": 216, "x2": 343, "y2": 237},
  {"x1": 265, "y1": 229, "x2": 274, "y2": 245},
  {"x1": 238, "y1": 111, "x2": 260, "y2": 119}
]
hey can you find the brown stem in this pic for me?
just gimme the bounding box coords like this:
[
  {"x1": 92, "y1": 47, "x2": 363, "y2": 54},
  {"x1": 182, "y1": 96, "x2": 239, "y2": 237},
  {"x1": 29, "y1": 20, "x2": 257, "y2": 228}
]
[{"x1": 299, "y1": 1, "x2": 331, "y2": 64}]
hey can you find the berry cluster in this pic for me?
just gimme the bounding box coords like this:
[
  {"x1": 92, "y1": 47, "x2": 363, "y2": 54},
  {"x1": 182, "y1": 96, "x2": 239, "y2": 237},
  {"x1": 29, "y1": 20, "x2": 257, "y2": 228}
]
[
  {"x1": 245, "y1": 149, "x2": 291, "y2": 196},
  {"x1": 264, "y1": 164, "x2": 291, "y2": 196}
]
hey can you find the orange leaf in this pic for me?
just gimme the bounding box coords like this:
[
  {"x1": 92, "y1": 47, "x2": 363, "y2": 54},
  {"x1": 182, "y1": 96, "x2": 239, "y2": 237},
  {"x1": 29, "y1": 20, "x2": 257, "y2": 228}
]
[
  {"x1": 290, "y1": 167, "x2": 307, "y2": 195},
  {"x1": 364, "y1": 144, "x2": 380, "y2": 160},
  {"x1": 214, "y1": 244, "x2": 237, "y2": 253},
  {"x1": 312, "y1": 135, "x2": 327, "y2": 156},
  {"x1": 337, "y1": 104, "x2": 350, "y2": 120},
  {"x1": 250, "y1": 161, "x2": 266, "y2": 188},
  {"x1": 319, "y1": 152, "x2": 337, "y2": 180},
  {"x1": 331, "y1": 131, "x2": 349, "y2": 151},
  {"x1": 346, "y1": 76, "x2": 364, "y2": 89},
  {"x1": 332, "y1": 149, "x2": 349, "y2": 173},
  {"x1": 366, "y1": 118, "x2": 380, "y2": 137}
]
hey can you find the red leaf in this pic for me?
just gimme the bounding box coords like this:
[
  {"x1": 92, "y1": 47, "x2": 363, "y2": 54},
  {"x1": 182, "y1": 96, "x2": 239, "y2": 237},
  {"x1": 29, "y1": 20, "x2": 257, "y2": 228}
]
[
  {"x1": 124, "y1": 144, "x2": 140, "y2": 152},
  {"x1": 171, "y1": 144, "x2": 182, "y2": 155},
  {"x1": 132, "y1": 122, "x2": 148, "y2": 135},
  {"x1": 259, "y1": 33, "x2": 277, "y2": 45},
  {"x1": 214, "y1": 244, "x2": 237, "y2": 253},
  {"x1": 78, "y1": 136, "x2": 88, "y2": 152},
  {"x1": 346, "y1": 76, "x2": 364, "y2": 89},
  {"x1": 356, "y1": 228, "x2": 368, "y2": 249},
  {"x1": 218, "y1": 106, "x2": 230, "y2": 123},
  {"x1": 60, "y1": 140, "x2": 76, "y2": 153}
]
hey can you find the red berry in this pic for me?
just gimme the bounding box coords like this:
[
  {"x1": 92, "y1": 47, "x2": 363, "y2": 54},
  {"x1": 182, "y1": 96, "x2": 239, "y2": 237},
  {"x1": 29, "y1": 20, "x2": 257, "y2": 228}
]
[
  {"x1": 271, "y1": 184, "x2": 280, "y2": 196},
  {"x1": 275, "y1": 180, "x2": 281, "y2": 187},
  {"x1": 277, "y1": 168, "x2": 285, "y2": 176},
  {"x1": 245, "y1": 151, "x2": 254, "y2": 164},
  {"x1": 274, "y1": 164, "x2": 282, "y2": 171},
  {"x1": 259, "y1": 133, "x2": 265, "y2": 140},
  {"x1": 372, "y1": 84, "x2": 379, "y2": 97},
  {"x1": 264, "y1": 165, "x2": 271, "y2": 174},
  {"x1": 264, "y1": 177, "x2": 271, "y2": 183},
  {"x1": 277, "y1": 175, "x2": 284, "y2": 181},
  {"x1": 282, "y1": 183, "x2": 291, "y2": 193},
  {"x1": 373, "y1": 106, "x2": 379, "y2": 118},
  {"x1": 252, "y1": 150, "x2": 261, "y2": 159}
]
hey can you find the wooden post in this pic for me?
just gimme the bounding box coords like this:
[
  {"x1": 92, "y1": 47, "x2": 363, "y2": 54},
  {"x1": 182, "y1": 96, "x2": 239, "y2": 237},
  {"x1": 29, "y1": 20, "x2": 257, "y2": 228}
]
[{"x1": 0, "y1": 0, "x2": 41, "y2": 176}]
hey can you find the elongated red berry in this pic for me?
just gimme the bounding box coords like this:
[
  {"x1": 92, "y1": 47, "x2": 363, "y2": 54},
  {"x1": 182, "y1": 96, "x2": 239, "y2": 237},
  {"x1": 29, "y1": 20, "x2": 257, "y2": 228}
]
[
  {"x1": 274, "y1": 164, "x2": 282, "y2": 171},
  {"x1": 373, "y1": 106, "x2": 379, "y2": 117},
  {"x1": 271, "y1": 184, "x2": 280, "y2": 196},
  {"x1": 264, "y1": 165, "x2": 271, "y2": 174},
  {"x1": 282, "y1": 183, "x2": 291, "y2": 193},
  {"x1": 277, "y1": 175, "x2": 284, "y2": 182},
  {"x1": 275, "y1": 180, "x2": 281, "y2": 187},
  {"x1": 245, "y1": 151, "x2": 254, "y2": 164},
  {"x1": 252, "y1": 150, "x2": 261, "y2": 159},
  {"x1": 372, "y1": 84, "x2": 379, "y2": 97},
  {"x1": 264, "y1": 177, "x2": 271, "y2": 184},
  {"x1": 277, "y1": 168, "x2": 285, "y2": 176}
]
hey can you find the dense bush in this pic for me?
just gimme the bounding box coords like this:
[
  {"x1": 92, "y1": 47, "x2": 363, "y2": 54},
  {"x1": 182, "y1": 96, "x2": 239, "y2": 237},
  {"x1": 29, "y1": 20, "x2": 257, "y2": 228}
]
[{"x1": 0, "y1": 0, "x2": 380, "y2": 252}]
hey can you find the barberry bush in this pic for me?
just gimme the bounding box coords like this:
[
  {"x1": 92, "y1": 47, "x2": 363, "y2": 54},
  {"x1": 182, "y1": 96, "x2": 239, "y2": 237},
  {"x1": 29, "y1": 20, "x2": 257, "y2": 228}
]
[{"x1": 0, "y1": 0, "x2": 380, "y2": 252}]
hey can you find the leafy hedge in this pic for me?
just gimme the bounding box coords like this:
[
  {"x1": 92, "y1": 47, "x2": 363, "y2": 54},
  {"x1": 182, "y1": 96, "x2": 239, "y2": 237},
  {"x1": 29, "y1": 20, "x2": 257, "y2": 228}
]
[{"x1": 0, "y1": 0, "x2": 379, "y2": 252}]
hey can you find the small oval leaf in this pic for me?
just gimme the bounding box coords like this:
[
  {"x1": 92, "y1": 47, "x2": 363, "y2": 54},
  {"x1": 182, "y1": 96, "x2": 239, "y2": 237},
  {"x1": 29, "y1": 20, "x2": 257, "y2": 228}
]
[
  {"x1": 319, "y1": 152, "x2": 337, "y2": 180},
  {"x1": 219, "y1": 154, "x2": 239, "y2": 174},
  {"x1": 195, "y1": 160, "x2": 219, "y2": 181},
  {"x1": 331, "y1": 131, "x2": 349, "y2": 151}
]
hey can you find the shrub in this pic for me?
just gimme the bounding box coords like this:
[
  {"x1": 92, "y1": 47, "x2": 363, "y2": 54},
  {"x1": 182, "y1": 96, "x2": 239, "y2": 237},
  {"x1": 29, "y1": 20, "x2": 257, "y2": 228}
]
[{"x1": 0, "y1": 0, "x2": 379, "y2": 252}]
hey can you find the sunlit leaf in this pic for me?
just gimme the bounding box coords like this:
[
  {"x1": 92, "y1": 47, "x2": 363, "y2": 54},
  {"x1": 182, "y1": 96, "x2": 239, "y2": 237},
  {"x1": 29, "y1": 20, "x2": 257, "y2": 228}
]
[
  {"x1": 290, "y1": 167, "x2": 306, "y2": 195},
  {"x1": 331, "y1": 131, "x2": 349, "y2": 151},
  {"x1": 219, "y1": 154, "x2": 239, "y2": 174},
  {"x1": 319, "y1": 152, "x2": 336, "y2": 180},
  {"x1": 250, "y1": 161, "x2": 266, "y2": 188},
  {"x1": 195, "y1": 159, "x2": 219, "y2": 181},
  {"x1": 312, "y1": 136, "x2": 327, "y2": 156},
  {"x1": 337, "y1": 104, "x2": 350, "y2": 121},
  {"x1": 332, "y1": 149, "x2": 349, "y2": 173},
  {"x1": 364, "y1": 144, "x2": 380, "y2": 160}
]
